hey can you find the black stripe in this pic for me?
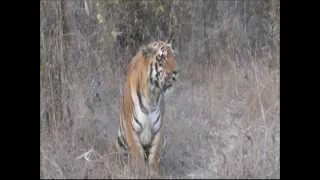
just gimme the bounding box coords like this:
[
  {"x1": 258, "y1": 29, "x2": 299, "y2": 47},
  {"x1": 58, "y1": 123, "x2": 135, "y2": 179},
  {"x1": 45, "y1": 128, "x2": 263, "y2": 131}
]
[
  {"x1": 117, "y1": 135, "x2": 127, "y2": 150},
  {"x1": 133, "y1": 115, "x2": 143, "y2": 129},
  {"x1": 155, "y1": 63, "x2": 160, "y2": 88},
  {"x1": 137, "y1": 90, "x2": 148, "y2": 114},
  {"x1": 153, "y1": 128, "x2": 160, "y2": 137},
  {"x1": 149, "y1": 63, "x2": 153, "y2": 84},
  {"x1": 151, "y1": 127, "x2": 161, "y2": 144},
  {"x1": 156, "y1": 93, "x2": 161, "y2": 104},
  {"x1": 155, "y1": 62, "x2": 158, "y2": 75},
  {"x1": 151, "y1": 115, "x2": 161, "y2": 142},
  {"x1": 153, "y1": 113, "x2": 161, "y2": 127}
]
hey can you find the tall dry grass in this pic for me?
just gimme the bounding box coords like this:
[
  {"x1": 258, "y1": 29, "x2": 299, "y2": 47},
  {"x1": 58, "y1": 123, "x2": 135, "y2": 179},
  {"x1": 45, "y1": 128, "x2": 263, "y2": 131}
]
[{"x1": 40, "y1": 0, "x2": 279, "y2": 178}]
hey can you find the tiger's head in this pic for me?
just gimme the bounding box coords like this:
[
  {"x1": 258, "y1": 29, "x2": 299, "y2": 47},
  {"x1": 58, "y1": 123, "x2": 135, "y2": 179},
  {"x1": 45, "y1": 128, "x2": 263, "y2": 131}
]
[{"x1": 141, "y1": 40, "x2": 179, "y2": 94}]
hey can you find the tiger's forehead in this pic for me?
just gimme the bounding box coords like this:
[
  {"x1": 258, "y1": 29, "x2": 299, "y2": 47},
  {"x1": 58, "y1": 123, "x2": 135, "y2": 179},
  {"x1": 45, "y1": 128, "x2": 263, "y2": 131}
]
[
  {"x1": 149, "y1": 41, "x2": 166, "y2": 48},
  {"x1": 148, "y1": 41, "x2": 174, "y2": 55}
]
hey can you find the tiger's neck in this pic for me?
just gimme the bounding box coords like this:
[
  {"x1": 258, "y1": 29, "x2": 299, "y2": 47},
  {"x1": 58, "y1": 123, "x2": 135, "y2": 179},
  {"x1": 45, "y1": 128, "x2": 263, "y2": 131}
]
[
  {"x1": 149, "y1": 87, "x2": 162, "y2": 110},
  {"x1": 137, "y1": 86, "x2": 162, "y2": 114}
]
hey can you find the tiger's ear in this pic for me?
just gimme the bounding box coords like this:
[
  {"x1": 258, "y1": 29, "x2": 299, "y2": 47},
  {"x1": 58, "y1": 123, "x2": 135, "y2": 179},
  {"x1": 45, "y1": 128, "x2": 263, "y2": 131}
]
[
  {"x1": 166, "y1": 43, "x2": 175, "y2": 56},
  {"x1": 141, "y1": 45, "x2": 154, "y2": 58}
]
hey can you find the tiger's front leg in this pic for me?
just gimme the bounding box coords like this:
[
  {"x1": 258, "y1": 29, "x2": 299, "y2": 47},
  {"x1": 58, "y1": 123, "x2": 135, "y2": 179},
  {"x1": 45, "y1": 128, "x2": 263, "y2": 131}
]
[
  {"x1": 147, "y1": 131, "x2": 162, "y2": 176},
  {"x1": 126, "y1": 129, "x2": 148, "y2": 173}
]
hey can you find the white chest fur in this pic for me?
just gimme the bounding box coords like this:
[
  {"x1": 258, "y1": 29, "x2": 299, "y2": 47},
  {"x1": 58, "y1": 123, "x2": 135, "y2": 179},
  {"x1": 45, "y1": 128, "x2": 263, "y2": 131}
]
[
  {"x1": 149, "y1": 108, "x2": 161, "y2": 133},
  {"x1": 132, "y1": 92, "x2": 163, "y2": 145}
]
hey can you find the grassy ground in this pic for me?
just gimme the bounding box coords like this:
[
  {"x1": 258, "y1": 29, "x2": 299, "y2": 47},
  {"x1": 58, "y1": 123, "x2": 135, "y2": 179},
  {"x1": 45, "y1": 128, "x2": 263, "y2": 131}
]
[{"x1": 40, "y1": 52, "x2": 279, "y2": 178}]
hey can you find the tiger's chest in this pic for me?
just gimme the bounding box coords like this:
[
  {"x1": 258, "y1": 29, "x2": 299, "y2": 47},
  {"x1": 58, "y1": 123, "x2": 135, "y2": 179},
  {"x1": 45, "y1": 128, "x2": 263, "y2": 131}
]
[
  {"x1": 143, "y1": 111, "x2": 161, "y2": 145},
  {"x1": 134, "y1": 108, "x2": 161, "y2": 133},
  {"x1": 149, "y1": 109, "x2": 161, "y2": 132},
  {"x1": 131, "y1": 88, "x2": 164, "y2": 143}
]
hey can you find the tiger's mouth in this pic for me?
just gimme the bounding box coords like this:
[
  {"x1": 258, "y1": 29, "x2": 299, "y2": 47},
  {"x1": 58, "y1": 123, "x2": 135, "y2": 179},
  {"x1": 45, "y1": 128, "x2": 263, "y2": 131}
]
[{"x1": 161, "y1": 71, "x2": 178, "y2": 92}]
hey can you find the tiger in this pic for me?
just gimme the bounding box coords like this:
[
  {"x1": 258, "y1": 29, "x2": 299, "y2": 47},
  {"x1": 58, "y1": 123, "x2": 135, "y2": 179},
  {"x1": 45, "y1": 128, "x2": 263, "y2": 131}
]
[{"x1": 115, "y1": 40, "x2": 179, "y2": 176}]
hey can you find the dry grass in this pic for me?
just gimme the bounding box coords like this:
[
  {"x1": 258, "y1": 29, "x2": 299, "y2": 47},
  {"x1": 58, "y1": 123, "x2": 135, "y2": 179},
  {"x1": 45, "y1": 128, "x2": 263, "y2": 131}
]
[
  {"x1": 40, "y1": 57, "x2": 279, "y2": 178},
  {"x1": 40, "y1": 0, "x2": 279, "y2": 178}
]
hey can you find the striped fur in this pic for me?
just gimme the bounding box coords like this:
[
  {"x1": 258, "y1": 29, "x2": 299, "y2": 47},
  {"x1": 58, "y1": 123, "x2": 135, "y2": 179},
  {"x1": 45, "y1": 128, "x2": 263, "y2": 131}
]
[{"x1": 115, "y1": 40, "x2": 178, "y2": 175}]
